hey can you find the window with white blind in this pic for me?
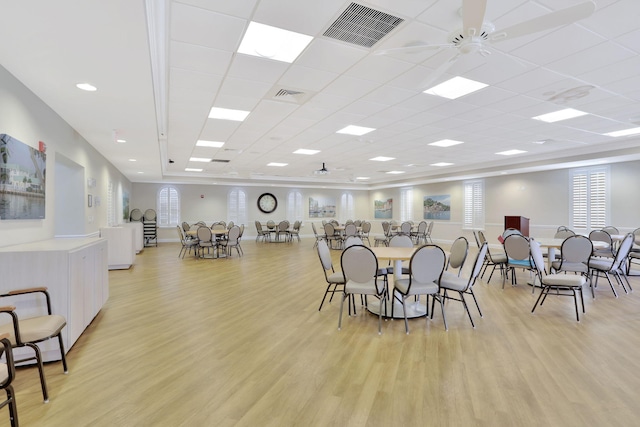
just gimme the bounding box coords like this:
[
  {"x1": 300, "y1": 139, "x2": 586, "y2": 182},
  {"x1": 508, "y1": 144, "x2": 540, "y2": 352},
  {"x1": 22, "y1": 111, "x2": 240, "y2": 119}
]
[
  {"x1": 158, "y1": 186, "x2": 179, "y2": 226},
  {"x1": 340, "y1": 193, "x2": 354, "y2": 222},
  {"x1": 287, "y1": 191, "x2": 303, "y2": 221},
  {"x1": 463, "y1": 179, "x2": 484, "y2": 230},
  {"x1": 107, "y1": 181, "x2": 116, "y2": 226},
  {"x1": 570, "y1": 166, "x2": 608, "y2": 230},
  {"x1": 227, "y1": 189, "x2": 247, "y2": 226},
  {"x1": 399, "y1": 187, "x2": 413, "y2": 221}
]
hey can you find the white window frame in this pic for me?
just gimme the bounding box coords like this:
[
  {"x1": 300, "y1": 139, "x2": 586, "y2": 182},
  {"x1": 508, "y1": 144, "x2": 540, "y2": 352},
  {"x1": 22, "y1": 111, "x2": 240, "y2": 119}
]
[
  {"x1": 287, "y1": 191, "x2": 303, "y2": 222},
  {"x1": 158, "y1": 186, "x2": 180, "y2": 226},
  {"x1": 570, "y1": 166, "x2": 609, "y2": 231},
  {"x1": 107, "y1": 181, "x2": 116, "y2": 226},
  {"x1": 340, "y1": 193, "x2": 354, "y2": 222},
  {"x1": 463, "y1": 179, "x2": 484, "y2": 230},
  {"x1": 227, "y1": 188, "x2": 247, "y2": 226},
  {"x1": 399, "y1": 187, "x2": 413, "y2": 222}
]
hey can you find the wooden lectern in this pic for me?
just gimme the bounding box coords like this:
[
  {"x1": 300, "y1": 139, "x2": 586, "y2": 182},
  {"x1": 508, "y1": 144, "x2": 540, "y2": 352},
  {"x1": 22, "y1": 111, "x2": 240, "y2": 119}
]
[{"x1": 505, "y1": 216, "x2": 530, "y2": 237}]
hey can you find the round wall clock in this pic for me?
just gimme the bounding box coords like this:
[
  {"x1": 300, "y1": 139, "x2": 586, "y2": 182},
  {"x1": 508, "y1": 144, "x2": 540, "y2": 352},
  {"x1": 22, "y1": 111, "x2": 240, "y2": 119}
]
[{"x1": 257, "y1": 193, "x2": 277, "y2": 213}]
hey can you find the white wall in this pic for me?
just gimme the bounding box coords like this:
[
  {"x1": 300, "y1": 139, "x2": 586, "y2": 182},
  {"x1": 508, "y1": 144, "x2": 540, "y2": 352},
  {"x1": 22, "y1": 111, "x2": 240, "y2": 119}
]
[{"x1": 0, "y1": 65, "x2": 131, "y2": 247}]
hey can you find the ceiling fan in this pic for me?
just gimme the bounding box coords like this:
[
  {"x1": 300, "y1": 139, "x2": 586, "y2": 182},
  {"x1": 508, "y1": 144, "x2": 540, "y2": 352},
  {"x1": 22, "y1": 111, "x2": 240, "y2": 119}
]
[
  {"x1": 313, "y1": 162, "x2": 330, "y2": 175},
  {"x1": 376, "y1": 0, "x2": 596, "y2": 89}
]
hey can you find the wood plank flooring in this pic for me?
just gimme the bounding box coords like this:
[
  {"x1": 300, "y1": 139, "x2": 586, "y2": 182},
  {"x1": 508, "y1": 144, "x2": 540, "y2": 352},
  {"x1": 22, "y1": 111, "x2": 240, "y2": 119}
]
[{"x1": 5, "y1": 238, "x2": 640, "y2": 427}]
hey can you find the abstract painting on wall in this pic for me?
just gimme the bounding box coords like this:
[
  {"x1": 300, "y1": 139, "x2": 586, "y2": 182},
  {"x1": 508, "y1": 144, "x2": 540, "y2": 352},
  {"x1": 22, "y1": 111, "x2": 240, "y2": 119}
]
[
  {"x1": 0, "y1": 133, "x2": 46, "y2": 219},
  {"x1": 374, "y1": 198, "x2": 392, "y2": 219},
  {"x1": 309, "y1": 197, "x2": 336, "y2": 218},
  {"x1": 424, "y1": 194, "x2": 450, "y2": 220}
]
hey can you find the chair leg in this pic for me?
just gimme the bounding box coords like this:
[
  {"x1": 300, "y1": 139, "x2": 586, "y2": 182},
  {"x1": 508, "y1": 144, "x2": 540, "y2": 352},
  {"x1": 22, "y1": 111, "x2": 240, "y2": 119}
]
[
  {"x1": 531, "y1": 286, "x2": 548, "y2": 314},
  {"x1": 4, "y1": 385, "x2": 18, "y2": 427},
  {"x1": 401, "y1": 296, "x2": 409, "y2": 334},
  {"x1": 468, "y1": 288, "x2": 482, "y2": 317},
  {"x1": 26, "y1": 343, "x2": 49, "y2": 403},
  {"x1": 459, "y1": 292, "x2": 475, "y2": 328},
  {"x1": 57, "y1": 333, "x2": 68, "y2": 374},
  {"x1": 338, "y1": 293, "x2": 347, "y2": 330}
]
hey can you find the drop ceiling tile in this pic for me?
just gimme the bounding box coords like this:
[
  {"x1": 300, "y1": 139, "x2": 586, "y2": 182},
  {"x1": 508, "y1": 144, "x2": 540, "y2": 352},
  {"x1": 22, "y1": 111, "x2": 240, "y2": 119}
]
[
  {"x1": 277, "y1": 65, "x2": 338, "y2": 92},
  {"x1": 546, "y1": 41, "x2": 636, "y2": 77},
  {"x1": 296, "y1": 39, "x2": 368, "y2": 74},
  {"x1": 614, "y1": 27, "x2": 640, "y2": 54},
  {"x1": 578, "y1": 0, "x2": 640, "y2": 39},
  {"x1": 170, "y1": 41, "x2": 234, "y2": 75},
  {"x1": 343, "y1": 55, "x2": 416, "y2": 84},
  {"x1": 176, "y1": 0, "x2": 258, "y2": 19},
  {"x1": 252, "y1": 0, "x2": 346, "y2": 35},
  {"x1": 227, "y1": 54, "x2": 289, "y2": 83},
  {"x1": 171, "y1": 2, "x2": 246, "y2": 51}
]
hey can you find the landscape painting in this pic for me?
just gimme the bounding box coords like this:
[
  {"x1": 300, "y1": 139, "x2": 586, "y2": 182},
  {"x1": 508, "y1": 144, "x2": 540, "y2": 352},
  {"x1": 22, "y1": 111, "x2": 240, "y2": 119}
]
[
  {"x1": 309, "y1": 197, "x2": 336, "y2": 218},
  {"x1": 374, "y1": 198, "x2": 392, "y2": 219},
  {"x1": 424, "y1": 194, "x2": 450, "y2": 220},
  {"x1": 0, "y1": 133, "x2": 46, "y2": 219}
]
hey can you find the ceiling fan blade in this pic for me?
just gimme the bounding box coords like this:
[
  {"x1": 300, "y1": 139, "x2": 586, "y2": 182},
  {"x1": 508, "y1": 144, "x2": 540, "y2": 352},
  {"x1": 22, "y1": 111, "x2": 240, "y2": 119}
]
[
  {"x1": 374, "y1": 42, "x2": 452, "y2": 56},
  {"x1": 419, "y1": 51, "x2": 460, "y2": 91},
  {"x1": 491, "y1": 1, "x2": 596, "y2": 42},
  {"x1": 462, "y1": 0, "x2": 488, "y2": 36}
]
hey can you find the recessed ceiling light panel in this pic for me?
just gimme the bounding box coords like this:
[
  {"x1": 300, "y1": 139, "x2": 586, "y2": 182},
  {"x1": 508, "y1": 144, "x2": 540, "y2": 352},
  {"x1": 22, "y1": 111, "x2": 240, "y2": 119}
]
[
  {"x1": 185, "y1": 168, "x2": 203, "y2": 172},
  {"x1": 431, "y1": 162, "x2": 453, "y2": 166},
  {"x1": 429, "y1": 139, "x2": 464, "y2": 147},
  {"x1": 209, "y1": 107, "x2": 250, "y2": 121},
  {"x1": 532, "y1": 108, "x2": 588, "y2": 123},
  {"x1": 76, "y1": 83, "x2": 97, "y2": 91},
  {"x1": 267, "y1": 162, "x2": 288, "y2": 167},
  {"x1": 386, "y1": 170, "x2": 405, "y2": 174},
  {"x1": 337, "y1": 125, "x2": 376, "y2": 136},
  {"x1": 293, "y1": 149, "x2": 320, "y2": 155},
  {"x1": 370, "y1": 156, "x2": 394, "y2": 162},
  {"x1": 603, "y1": 127, "x2": 640, "y2": 137},
  {"x1": 196, "y1": 140, "x2": 225, "y2": 148},
  {"x1": 496, "y1": 150, "x2": 527, "y2": 156},
  {"x1": 189, "y1": 157, "x2": 212, "y2": 162},
  {"x1": 424, "y1": 76, "x2": 487, "y2": 99},
  {"x1": 238, "y1": 21, "x2": 312, "y2": 63}
]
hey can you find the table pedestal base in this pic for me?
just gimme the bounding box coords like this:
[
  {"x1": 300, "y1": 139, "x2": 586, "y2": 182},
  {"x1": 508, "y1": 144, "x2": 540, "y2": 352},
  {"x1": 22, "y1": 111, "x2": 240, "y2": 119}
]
[{"x1": 366, "y1": 296, "x2": 427, "y2": 319}]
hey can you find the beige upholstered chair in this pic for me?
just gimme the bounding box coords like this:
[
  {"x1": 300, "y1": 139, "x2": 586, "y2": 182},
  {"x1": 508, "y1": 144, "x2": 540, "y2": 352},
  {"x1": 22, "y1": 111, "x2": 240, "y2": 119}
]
[
  {"x1": 589, "y1": 233, "x2": 634, "y2": 298},
  {"x1": 316, "y1": 240, "x2": 345, "y2": 311},
  {"x1": 440, "y1": 242, "x2": 489, "y2": 328},
  {"x1": 589, "y1": 230, "x2": 614, "y2": 258},
  {"x1": 177, "y1": 226, "x2": 198, "y2": 258},
  {"x1": 196, "y1": 226, "x2": 214, "y2": 257},
  {"x1": 443, "y1": 236, "x2": 469, "y2": 278},
  {"x1": 503, "y1": 234, "x2": 533, "y2": 289},
  {"x1": 550, "y1": 235, "x2": 592, "y2": 278},
  {"x1": 0, "y1": 334, "x2": 18, "y2": 426},
  {"x1": 339, "y1": 245, "x2": 387, "y2": 334},
  {"x1": 0, "y1": 287, "x2": 68, "y2": 402},
  {"x1": 393, "y1": 245, "x2": 446, "y2": 333},
  {"x1": 220, "y1": 225, "x2": 242, "y2": 257},
  {"x1": 477, "y1": 230, "x2": 507, "y2": 283},
  {"x1": 530, "y1": 239, "x2": 586, "y2": 321}
]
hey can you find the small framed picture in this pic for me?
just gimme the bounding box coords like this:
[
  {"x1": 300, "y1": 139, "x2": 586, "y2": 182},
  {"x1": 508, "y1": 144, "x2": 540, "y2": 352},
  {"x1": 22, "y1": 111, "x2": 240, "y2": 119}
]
[{"x1": 88, "y1": 194, "x2": 93, "y2": 207}]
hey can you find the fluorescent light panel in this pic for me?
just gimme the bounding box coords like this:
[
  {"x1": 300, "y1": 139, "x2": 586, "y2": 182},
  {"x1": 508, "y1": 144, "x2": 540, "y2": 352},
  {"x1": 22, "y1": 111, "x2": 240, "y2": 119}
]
[
  {"x1": 267, "y1": 162, "x2": 287, "y2": 167},
  {"x1": 386, "y1": 171, "x2": 405, "y2": 174},
  {"x1": 532, "y1": 108, "x2": 588, "y2": 123},
  {"x1": 185, "y1": 168, "x2": 203, "y2": 172},
  {"x1": 431, "y1": 162, "x2": 453, "y2": 166},
  {"x1": 209, "y1": 107, "x2": 250, "y2": 121},
  {"x1": 196, "y1": 140, "x2": 225, "y2": 148},
  {"x1": 603, "y1": 127, "x2": 640, "y2": 137},
  {"x1": 238, "y1": 21, "x2": 313, "y2": 63},
  {"x1": 496, "y1": 150, "x2": 527, "y2": 156},
  {"x1": 370, "y1": 156, "x2": 394, "y2": 162},
  {"x1": 337, "y1": 125, "x2": 376, "y2": 136},
  {"x1": 293, "y1": 149, "x2": 320, "y2": 155},
  {"x1": 429, "y1": 139, "x2": 464, "y2": 147},
  {"x1": 356, "y1": 177, "x2": 370, "y2": 180},
  {"x1": 424, "y1": 76, "x2": 488, "y2": 99},
  {"x1": 76, "y1": 83, "x2": 97, "y2": 92},
  {"x1": 189, "y1": 157, "x2": 211, "y2": 162}
]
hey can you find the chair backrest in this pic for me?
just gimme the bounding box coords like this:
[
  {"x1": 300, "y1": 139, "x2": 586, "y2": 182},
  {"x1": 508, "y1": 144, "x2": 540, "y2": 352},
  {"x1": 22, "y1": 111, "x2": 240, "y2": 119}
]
[
  {"x1": 610, "y1": 233, "x2": 634, "y2": 270},
  {"x1": 381, "y1": 221, "x2": 390, "y2": 236},
  {"x1": 633, "y1": 227, "x2": 640, "y2": 246},
  {"x1": 389, "y1": 235, "x2": 413, "y2": 248},
  {"x1": 311, "y1": 222, "x2": 319, "y2": 236},
  {"x1": 341, "y1": 245, "x2": 382, "y2": 294},
  {"x1": 176, "y1": 226, "x2": 185, "y2": 243},
  {"x1": 529, "y1": 239, "x2": 546, "y2": 276},
  {"x1": 554, "y1": 229, "x2": 575, "y2": 239},
  {"x1": 324, "y1": 222, "x2": 336, "y2": 236},
  {"x1": 502, "y1": 228, "x2": 522, "y2": 239},
  {"x1": 353, "y1": 220, "x2": 362, "y2": 227},
  {"x1": 560, "y1": 235, "x2": 593, "y2": 263},
  {"x1": 197, "y1": 226, "x2": 212, "y2": 242},
  {"x1": 417, "y1": 221, "x2": 427, "y2": 234},
  {"x1": 557, "y1": 225, "x2": 570, "y2": 232},
  {"x1": 130, "y1": 208, "x2": 143, "y2": 222},
  {"x1": 345, "y1": 219, "x2": 354, "y2": 225},
  {"x1": 316, "y1": 239, "x2": 333, "y2": 272},
  {"x1": 255, "y1": 221, "x2": 263, "y2": 232},
  {"x1": 278, "y1": 221, "x2": 289, "y2": 231},
  {"x1": 144, "y1": 209, "x2": 157, "y2": 221},
  {"x1": 447, "y1": 236, "x2": 469, "y2": 272},
  {"x1": 602, "y1": 226, "x2": 619, "y2": 235},
  {"x1": 182, "y1": 221, "x2": 190, "y2": 232},
  {"x1": 293, "y1": 220, "x2": 301, "y2": 231},
  {"x1": 408, "y1": 245, "x2": 446, "y2": 293},
  {"x1": 504, "y1": 234, "x2": 530, "y2": 261},
  {"x1": 400, "y1": 222, "x2": 412, "y2": 234},
  {"x1": 427, "y1": 221, "x2": 434, "y2": 233},
  {"x1": 469, "y1": 243, "x2": 489, "y2": 285},
  {"x1": 266, "y1": 220, "x2": 275, "y2": 229},
  {"x1": 344, "y1": 236, "x2": 364, "y2": 248},
  {"x1": 361, "y1": 221, "x2": 371, "y2": 234},
  {"x1": 212, "y1": 222, "x2": 226, "y2": 230},
  {"x1": 589, "y1": 230, "x2": 612, "y2": 245},
  {"x1": 239, "y1": 224, "x2": 244, "y2": 237},
  {"x1": 344, "y1": 223, "x2": 358, "y2": 237},
  {"x1": 227, "y1": 226, "x2": 240, "y2": 242},
  {"x1": 195, "y1": 221, "x2": 206, "y2": 226},
  {"x1": 227, "y1": 221, "x2": 234, "y2": 229}
]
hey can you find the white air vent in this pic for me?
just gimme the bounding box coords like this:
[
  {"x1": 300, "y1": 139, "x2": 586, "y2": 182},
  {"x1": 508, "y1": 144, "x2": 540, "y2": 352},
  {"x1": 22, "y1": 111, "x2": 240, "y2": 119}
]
[
  {"x1": 268, "y1": 86, "x2": 315, "y2": 104},
  {"x1": 323, "y1": 2, "x2": 404, "y2": 48}
]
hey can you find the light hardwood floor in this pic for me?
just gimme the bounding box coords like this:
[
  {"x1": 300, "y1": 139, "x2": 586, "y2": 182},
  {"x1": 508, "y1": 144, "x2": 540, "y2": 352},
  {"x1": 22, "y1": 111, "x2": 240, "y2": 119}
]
[{"x1": 4, "y1": 238, "x2": 640, "y2": 427}]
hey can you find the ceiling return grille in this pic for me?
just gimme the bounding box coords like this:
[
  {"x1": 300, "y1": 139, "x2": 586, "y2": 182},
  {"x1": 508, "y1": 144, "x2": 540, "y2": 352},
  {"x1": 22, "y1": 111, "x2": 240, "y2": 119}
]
[{"x1": 323, "y1": 2, "x2": 404, "y2": 48}]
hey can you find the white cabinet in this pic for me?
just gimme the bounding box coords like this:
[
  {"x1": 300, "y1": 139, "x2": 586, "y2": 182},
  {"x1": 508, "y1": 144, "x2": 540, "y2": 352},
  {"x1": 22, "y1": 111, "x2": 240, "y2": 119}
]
[
  {"x1": 122, "y1": 222, "x2": 144, "y2": 253},
  {"x1": 0, "y1": 238, "x2": 108, "y2": 362},
  {"x1": 100, "y1": 226, "x2": 135, "y2": 269}
]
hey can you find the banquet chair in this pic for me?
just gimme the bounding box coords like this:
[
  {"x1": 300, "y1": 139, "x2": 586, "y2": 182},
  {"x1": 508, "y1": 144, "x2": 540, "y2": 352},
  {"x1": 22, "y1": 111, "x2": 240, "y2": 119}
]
[
  {"x1": 196, "y1": 226, "x2": 214, "y2": 257},
  {"x1": 311, "y1": 222, "x2": 324, "y2": 248},
  {"x1": 393, "y1": 245, "x2": 446, "y2": 333},
  {"x1": 339, "y1": 245, "x2": 387, "y2": 334},
  {"x1": 266, "y1": 220, "x2": 276, "y2": 240},
  {"x1": 344, "y1": 223, "x2": 358, "y2": 239},
  {"x1": 589, "y1": 230, "x2": 614, "y2": 258},
  {"x1": 425, "y1": 221, "x2": 434, "y2": 243},
  {"x1": 477, "y1": 231, "x2": 507, "y2": 283},
  {"x1": 255, "y1": 221, "x2": 269, "y2": 242},
  {"x1": 550, "y1": 235, "x2": 592, "y2": 278},
  {"x1": 412, "y1": 221, "x2": 428, "y2": 245},
  {"x1": 628, "y1": 227, "x2": 640, "y2": 275},
  {"x1": 399, "y1": 221, "x2": 412, "y2": 236},
  {"x1": 588, "y1": 233, "x2": 634, "y2": 298},
  {"x1": 237, "y1": 224, "x2": 245, "y2": 255},
  {"x1": 220, "y1": 225, "x2": 241, "y2": 257},
  {"x1": 0, "y1": 334, "x2": 18, "y2": 426},
  {"x1": 276, "y1": 220, "x2": 291, "y2": 242},
  {"x1": 323, "y1": 222, "x2": 342, "y2": 250},
  {"x1": 359, "y1": 221, "x2": 372, "y2": 246},
  {"x1": 344, "y1": 236, "x2": 364, "y2": 248},
  {"x1": 440, "y1": 242, "x2": 488, "y2": 328},
  {"x1": 530, "y1": 239, "x2": 587, "y2": 321},
  {"x1": 602, "y1": 226, "x2": 619, "y2": 235},
  {"x1": 554, "y1": 229, "x2": 575, "y2": 239},
  {"x1": 374, "y1": 221, "x2": 392, "y2": 247},
  {"x1": 316, "y1": 240, "x2": 345, "y2": 311},
  {"x1": 502, "y1": 228, "x2": 522, "y2": 240},
  {"x1": 176, "y1": 225, "x2": 198, "y2": 258},
  {"x1": 443, "y1": 236, "x2": 468, "y2": 278},
  {"x1": 0, "y1": 287, "x2": 68, "y2": 403},
  {"x1": 290, "y1": 220, "x2": 301, "y2": 242},
  {"x1": 386, "y1": 235, "x2": 414, "y2": 276},
  {"x1": 503, "y1": 234, "x2": 533, "y2": 289}
]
